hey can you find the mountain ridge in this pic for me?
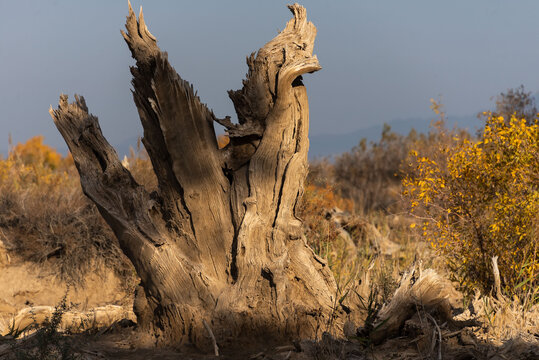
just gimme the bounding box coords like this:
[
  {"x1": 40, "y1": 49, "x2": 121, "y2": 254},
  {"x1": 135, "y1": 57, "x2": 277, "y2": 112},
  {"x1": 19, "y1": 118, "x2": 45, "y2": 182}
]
[
  {"x1": 1, "y1": 114, "x2": 483, "y2": 160},
  {"x1": 308, "y1": 114, "x2": 482, "y2": 158}
]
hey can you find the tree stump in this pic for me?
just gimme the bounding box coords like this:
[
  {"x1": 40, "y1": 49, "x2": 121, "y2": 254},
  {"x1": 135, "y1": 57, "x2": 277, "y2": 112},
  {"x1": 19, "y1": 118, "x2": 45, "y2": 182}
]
[{"x1": 50, "y1": 2, "x2": 343, "y2": 348}]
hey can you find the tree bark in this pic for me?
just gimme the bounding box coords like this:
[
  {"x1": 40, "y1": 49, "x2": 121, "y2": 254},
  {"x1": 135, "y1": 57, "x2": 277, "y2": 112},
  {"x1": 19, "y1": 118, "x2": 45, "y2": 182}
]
[{"x1": 50, "y1": 2, "x2": 341, "y2": 348}]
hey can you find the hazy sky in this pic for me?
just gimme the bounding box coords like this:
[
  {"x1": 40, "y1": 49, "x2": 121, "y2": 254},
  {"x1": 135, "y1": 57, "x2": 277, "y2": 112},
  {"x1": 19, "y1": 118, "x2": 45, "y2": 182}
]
[{"x1": 2, "y1": 0, "x2": 539, "y2": 153}]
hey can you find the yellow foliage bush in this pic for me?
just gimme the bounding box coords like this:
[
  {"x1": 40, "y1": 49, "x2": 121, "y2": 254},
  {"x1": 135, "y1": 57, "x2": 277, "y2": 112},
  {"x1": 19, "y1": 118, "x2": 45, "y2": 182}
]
[
  {"x1": 10, "y1": 135, "x2": 66, "y2": 170},
  {"x1": 1, "y1": 138, "x2": 71, "y2": 190},
  {"x1": 403, "y1": 114, "x2": 539, "y2": 300}
]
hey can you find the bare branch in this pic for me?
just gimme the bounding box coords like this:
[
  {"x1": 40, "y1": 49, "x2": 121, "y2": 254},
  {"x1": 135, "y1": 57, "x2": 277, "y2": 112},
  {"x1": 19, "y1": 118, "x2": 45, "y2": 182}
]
[{"x1": 49, "y1": 94, "x2": 164, "y2": 247}]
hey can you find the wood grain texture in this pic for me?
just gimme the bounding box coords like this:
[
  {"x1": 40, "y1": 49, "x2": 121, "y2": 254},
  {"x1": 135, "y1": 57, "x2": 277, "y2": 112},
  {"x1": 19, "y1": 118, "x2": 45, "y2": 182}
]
[{"x1": 50, "y1": 2, "x2": 351, "y2": 348}]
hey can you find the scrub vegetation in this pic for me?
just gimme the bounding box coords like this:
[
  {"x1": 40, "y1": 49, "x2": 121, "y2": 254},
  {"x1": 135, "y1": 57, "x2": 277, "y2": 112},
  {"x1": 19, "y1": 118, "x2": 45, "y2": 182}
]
[
  {"x1": 0, "y1": 3, "x2": 537, "y2": 358},
  {"x1": 1, "y1": 93, "x2": 537, "y2": 358}
]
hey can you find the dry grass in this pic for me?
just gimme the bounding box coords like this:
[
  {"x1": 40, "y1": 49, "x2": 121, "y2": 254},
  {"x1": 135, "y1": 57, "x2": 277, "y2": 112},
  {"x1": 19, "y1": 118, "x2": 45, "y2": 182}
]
[
  {"x1": 0, "y1": 166, "x2": 131, "y2": 283},
  {"x1": 455, "y1": 291, "x2": 539, "y2": 346},
  {"x1": 0, "y1": 137, "x2": 141, "y2": 284}
]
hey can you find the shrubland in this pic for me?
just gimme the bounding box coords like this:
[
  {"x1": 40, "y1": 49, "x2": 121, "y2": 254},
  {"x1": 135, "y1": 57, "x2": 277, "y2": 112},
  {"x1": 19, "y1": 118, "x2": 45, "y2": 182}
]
[
  {"x1": 4, "y1": 103, "x2": 533, "y2": 303},
  {"x1": 310, "y1": 97, "x2": 537, "y2": 304},
  {"x1": 0, "y1": 136, "x2": 133, "y2": 283},
  {"x1": 1, "y1": 92, "x2": 537, "y2": 357}
]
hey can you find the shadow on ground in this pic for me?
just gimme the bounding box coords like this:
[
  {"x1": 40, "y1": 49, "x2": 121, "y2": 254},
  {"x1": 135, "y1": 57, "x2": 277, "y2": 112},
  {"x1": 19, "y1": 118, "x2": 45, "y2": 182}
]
[{"x1": 1, "y1": 319, "x2": 538, "y2": 360}]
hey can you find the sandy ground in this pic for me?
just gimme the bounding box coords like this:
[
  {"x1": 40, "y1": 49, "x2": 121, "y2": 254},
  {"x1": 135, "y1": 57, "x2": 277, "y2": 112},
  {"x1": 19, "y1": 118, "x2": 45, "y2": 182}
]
[
  {"x1": 0, "y1": 247, "x2": 134, "y2": 336},
  {"x1": 1, "y1": 244, "x2": 537, "y2": 359}
]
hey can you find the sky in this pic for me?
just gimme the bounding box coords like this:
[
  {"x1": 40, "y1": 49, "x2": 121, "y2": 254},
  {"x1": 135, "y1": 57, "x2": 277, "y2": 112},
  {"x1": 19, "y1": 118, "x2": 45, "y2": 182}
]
[{"x1": 2, "y1": 0, "x2": 539, "y2": 155}]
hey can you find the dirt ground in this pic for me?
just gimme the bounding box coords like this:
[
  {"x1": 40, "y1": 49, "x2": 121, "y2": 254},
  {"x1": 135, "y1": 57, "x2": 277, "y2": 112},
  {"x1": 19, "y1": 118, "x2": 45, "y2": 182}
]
[
  {"x1": 1, "y1": 247, "x2": 538, "y2": 359},
  {"x1": 2, "y1": 323, "x2": 538, "y2": 360},
  {"x1": 0, "y1": 260, "x2": 133, "y2": 330}
]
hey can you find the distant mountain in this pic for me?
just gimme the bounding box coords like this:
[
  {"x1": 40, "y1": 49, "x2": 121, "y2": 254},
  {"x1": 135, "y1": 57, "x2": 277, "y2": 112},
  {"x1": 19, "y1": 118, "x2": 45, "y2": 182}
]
[
  {"x1": 1, "y1": 114, "x2": 483, "y2": 160},
  {"x1": 308, "y1": 114, "x2": 482, "y2": 159}
]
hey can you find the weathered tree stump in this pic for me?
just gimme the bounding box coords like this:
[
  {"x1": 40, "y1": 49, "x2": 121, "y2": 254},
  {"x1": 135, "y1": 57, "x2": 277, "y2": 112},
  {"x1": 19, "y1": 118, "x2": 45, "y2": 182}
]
[{"x1": 50, "y1": 3, "x2": 343, "y2": 348}]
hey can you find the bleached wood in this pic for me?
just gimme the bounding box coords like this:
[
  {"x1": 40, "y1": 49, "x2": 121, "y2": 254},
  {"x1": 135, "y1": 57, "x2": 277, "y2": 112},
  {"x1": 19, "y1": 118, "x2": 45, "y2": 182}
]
[{"x1": 50, "y1": 3, "x2": 347, "y2": 348}]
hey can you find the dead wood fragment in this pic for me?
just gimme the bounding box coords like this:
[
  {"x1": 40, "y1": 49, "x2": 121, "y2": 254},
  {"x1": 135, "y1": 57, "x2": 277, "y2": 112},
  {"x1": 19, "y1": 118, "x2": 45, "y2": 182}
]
[
  {"x1": 370, "y1": 266, "x2": 456, "y2": 344},
  {"x1": 491, "y1": 256, "x2": 503, "y2": 300},
  {"x1": 426, "y1": 312, "x2": 442, "y2": 360},
  {"x1": 202, "y1": 319, "x2": 219, "y2": 357}
]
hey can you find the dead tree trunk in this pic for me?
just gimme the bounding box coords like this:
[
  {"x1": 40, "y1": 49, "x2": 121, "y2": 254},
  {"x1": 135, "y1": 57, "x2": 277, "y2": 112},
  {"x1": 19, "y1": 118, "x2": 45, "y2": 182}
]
[{"x1": 50, "y1": 3, "x2": 340, "y2": 347}]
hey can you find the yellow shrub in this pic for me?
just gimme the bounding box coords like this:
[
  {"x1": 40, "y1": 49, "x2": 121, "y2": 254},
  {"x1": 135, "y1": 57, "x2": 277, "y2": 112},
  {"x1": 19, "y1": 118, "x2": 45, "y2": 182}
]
[
  {"x1": 11, "y1": 135, "x2": 63, "y2": 169},
  {"x1": 0, "y1": 136, "x2": 74, "y2": 190},
  {"x1": 403, "y1": 115, "x2": 538, "y2": 300}
]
